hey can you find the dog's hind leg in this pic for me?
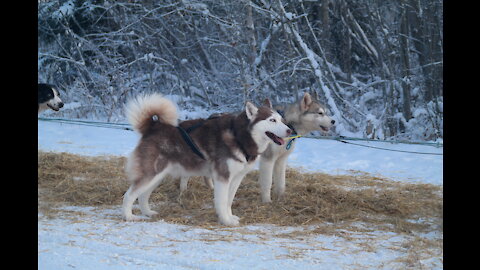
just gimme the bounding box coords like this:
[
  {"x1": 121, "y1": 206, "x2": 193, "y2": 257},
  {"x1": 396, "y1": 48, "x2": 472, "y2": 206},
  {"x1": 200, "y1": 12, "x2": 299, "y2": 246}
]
[
  {"x1": 138, "y1": 173, "x2": 167, "y2": 217},
  {"x1": 259, "y1": 157, "x2": 275, "y2": 203},
  {"x1": 122, "y1": 171, "x2": 167, "y2": 221},
  {"x1": 122, "y1": 184, "x2": 144, "y2": 221},
  {"x1": 180, "y1": 177, "x2": 213, "y2": 193}
]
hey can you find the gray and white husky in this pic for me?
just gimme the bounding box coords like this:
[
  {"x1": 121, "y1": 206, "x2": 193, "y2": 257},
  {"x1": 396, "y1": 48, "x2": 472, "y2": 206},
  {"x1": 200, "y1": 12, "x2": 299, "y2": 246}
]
[
  {"x1": 259, "y1": 92, "x2": 335, "y2": 202},
  {"x1": 122, "y1": 93, "x2": 291, "y2": 226}
]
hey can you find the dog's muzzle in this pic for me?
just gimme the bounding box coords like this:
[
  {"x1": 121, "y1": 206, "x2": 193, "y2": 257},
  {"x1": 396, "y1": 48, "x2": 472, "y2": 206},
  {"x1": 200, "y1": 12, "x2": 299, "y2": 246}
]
[
  {"x1": 265, "y1": 129, "x2": 291, "y2": 145},
  {"x1": 48, "y1": 102, "x2": 64, "y2": 111}
]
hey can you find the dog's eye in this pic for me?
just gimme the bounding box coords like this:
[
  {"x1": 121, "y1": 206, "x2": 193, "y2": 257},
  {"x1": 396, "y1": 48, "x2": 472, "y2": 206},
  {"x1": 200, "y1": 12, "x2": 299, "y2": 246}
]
[
  {"x1": 270, "y1": 118, "x2": 276, "y2": 122},
  {"x1": 318, "y1": 112, "x2": 323, "y2": 115}
]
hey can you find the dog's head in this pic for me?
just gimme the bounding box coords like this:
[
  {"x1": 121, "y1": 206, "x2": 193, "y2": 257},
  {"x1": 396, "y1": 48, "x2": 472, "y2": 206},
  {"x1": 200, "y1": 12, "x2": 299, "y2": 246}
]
[
  {"x1": 38, "y1": 83, "x2": 64, "y2": 112},
  {"x1": 246, "y1": 99, "x2": 292, "y2": 150},
  {"x1": 290, "y1": 92, "x2": 335, "y2": 134}
]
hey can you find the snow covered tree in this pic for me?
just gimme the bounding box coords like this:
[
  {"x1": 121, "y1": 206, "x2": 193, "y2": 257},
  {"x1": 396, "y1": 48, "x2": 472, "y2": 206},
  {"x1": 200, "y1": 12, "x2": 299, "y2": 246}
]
[{"x1": 38, "y1": 0, "x2": 443, "y2": 141}]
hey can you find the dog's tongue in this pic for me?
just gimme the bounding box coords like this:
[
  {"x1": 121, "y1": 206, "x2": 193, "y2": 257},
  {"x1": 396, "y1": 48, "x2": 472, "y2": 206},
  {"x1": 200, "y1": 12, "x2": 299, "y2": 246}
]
[
  {"x1": 276, "y1": 137, "x2": 285, "y2": 145},
  {"x1": 266, "y1": 132, "x2": 285, "y2": 145}
]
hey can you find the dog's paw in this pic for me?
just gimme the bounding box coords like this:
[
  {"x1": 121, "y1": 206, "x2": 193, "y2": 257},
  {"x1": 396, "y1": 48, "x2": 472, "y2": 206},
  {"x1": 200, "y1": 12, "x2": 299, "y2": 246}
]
[
  {"x1": 124, "y1": 214, "x2": 145, "y2": 222},
  {"x1": 261, "y1": 197, "x2": 272, "y2": 203},
  {"x1": 231, "y1": 215, "x2": 240, "y2": 223},
  {"x1": 274, "y1": 189, "x2": 285, "y2": 199},
  {"x1": 226, "y1": 218, "x2": 240, "y2": 226},
  {"x1": 273, "y1": 193, "x2": 286, "y2": 202},
  {"x1": 142, "y1": 210, "x2": 158, "y2": 217},
  {"x1": 219, "y1": 216, "x2": 240, "y2": 226}
]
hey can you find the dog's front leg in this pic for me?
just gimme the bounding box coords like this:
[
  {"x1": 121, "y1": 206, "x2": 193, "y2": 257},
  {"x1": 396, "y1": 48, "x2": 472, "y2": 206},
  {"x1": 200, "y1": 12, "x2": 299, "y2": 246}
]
[
  {"x1": 204, "y1": 177, "x2": 214, "y2": 189},
  {"x1": 213, "y1": 178, "x2": 239, "y2": 226},
  {"x1": 227, "y1": 172, "x2": 248, "y2": 223},
  {"x1": 273, "y1": 155, "x2": 288, "y2": 200},
  {"x1": 259, "y1": 156, "x2": 275, "y2": 203},
  {"x1": 179, "y1": 177, "x2": 189, "y2": 193}
]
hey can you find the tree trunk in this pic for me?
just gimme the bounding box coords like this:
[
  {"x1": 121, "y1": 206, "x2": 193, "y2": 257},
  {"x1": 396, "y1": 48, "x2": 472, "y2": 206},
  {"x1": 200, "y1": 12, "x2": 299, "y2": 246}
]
[
  {"x1": 399, "y1": 2, "x2": 412, "y2": 121},
  {"x1": 244, "y1": 1, "x2": 257, "y2": 101},
  {"x1": 320, "y1": 0, "x2": 331, "y2": 62},
  {"x1": 245, "y1": 2, "x2": 257, "y2": 68}
]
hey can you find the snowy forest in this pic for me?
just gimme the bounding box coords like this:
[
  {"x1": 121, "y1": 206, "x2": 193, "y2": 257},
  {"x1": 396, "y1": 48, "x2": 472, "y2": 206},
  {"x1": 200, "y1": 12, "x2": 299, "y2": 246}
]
[{"x1": 38, "y1": 0, "x2": 443, "y2": 142}]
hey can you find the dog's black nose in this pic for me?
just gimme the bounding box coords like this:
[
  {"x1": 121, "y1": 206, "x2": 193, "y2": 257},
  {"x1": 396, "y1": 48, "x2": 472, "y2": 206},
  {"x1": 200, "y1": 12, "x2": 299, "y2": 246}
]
[
  {"x1": 59, "y1": 102, "x2": 64, "y2": 108},
  {"x1": 331, "y1": 120, "x2": 335, "y2": 125}
]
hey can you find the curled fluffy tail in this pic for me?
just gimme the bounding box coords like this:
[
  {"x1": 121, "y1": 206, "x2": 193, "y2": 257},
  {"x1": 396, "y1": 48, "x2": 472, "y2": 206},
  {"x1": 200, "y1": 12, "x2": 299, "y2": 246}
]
[{"x1": 125, "y1": 93, "x2": 178, "y2": 134}]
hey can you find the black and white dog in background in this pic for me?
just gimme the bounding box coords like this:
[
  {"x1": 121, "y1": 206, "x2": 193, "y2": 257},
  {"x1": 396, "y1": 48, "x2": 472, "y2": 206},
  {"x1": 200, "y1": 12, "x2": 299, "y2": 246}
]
[{"x1": 38, "y1": 83, "x2": 64, "y2": 113}]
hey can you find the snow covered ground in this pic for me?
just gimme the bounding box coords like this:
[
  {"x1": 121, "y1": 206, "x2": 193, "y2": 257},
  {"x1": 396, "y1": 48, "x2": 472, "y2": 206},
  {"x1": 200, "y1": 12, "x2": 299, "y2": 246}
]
[{"x1": 38, "y1": 119, "x2": 443, "y2": 269}]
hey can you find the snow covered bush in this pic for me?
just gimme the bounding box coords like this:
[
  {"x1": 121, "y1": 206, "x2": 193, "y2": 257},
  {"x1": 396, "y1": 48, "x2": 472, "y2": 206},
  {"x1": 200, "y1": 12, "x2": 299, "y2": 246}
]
[{"x1": 38, "y1": 0, "x2": 442, "y2": 141}]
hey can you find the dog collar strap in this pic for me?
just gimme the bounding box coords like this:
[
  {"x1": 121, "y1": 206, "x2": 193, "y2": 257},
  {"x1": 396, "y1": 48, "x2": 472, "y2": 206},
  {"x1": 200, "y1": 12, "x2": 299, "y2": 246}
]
[
  {"x1": 285, "y1": 134, "x2": 302, "y2": 150},
  {"x1": 286, "y1": 138, "x2": 295, "y2": 150},
  {"x1": 284, "y1": 121, "x2": 300, "y2": 150}
]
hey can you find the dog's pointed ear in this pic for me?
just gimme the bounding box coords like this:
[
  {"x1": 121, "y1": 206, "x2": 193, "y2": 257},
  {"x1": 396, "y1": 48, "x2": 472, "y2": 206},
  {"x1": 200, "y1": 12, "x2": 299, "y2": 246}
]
[
  {"x1": 245, "y1": 101, "x2": 258, "y2": 120},
  {"x1": 300, "y1": 92, "x2": 313, "y2": 112},
  {"x1": 263, "y1": 98, "x2": 272, "y2": 109}
]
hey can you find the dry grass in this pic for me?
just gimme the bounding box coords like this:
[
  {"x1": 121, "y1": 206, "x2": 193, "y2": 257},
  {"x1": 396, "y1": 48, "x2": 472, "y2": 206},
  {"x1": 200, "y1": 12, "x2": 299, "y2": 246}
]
[{"x1": 38, "y1": 151, "x2": 442, "y2": 235}]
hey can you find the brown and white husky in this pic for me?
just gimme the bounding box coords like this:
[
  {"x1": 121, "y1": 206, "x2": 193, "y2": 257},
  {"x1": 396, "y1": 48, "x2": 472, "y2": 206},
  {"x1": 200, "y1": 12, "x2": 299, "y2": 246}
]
[
  {"x1": 122, "y1": 93, "x2": 291, "y2": 226},
  {"x1": 259, "y1": 92, "x2": 335, "y2": 202}
]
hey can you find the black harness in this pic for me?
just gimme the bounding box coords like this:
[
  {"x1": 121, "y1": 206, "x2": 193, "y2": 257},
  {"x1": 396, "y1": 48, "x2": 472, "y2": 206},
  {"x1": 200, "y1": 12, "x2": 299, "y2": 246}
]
[
  {"x1": 175, "y1": 115, "x2": 224, "y2": 161},
  {"x1": 176, "y1": 124, "x2": 206, "y2": 160}
]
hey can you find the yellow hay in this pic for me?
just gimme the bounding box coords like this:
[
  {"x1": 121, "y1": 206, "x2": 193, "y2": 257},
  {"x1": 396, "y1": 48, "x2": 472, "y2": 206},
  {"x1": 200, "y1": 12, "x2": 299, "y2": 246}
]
[{"x1": 38, "y1": 151, "x2": 442, "y2": 234}]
